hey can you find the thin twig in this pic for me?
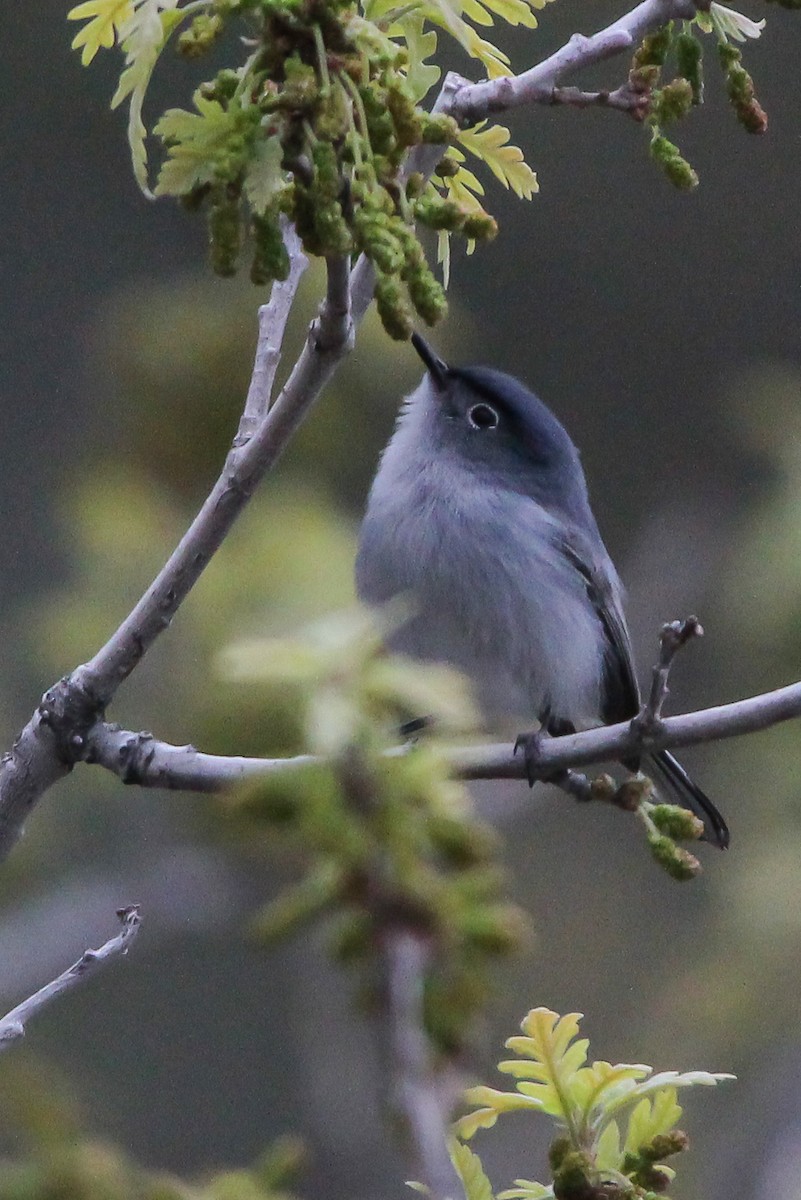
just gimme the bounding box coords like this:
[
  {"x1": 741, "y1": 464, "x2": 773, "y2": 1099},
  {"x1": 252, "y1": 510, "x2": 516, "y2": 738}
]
[
  {"x1": 635, "y1": 616, "x2": 705, "y2": 739},
  {"x1": 0, "y1": 906, "x2": 141, "y2": 1049},
  {"x1": 383, "y1": 930, "x2": 461, "y2": 1200},
  {"x1": 237, "y1": 220, "x2": 308, "y2": 441},
  {"x1": 84, "y1": 671, "x2": 801, "y2": 791}
]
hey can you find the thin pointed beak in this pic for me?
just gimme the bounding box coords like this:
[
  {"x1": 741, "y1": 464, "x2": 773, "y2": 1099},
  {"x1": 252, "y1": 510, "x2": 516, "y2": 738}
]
[{"x1": 411, "y1": 333, "x2": 449, "y2": 389}]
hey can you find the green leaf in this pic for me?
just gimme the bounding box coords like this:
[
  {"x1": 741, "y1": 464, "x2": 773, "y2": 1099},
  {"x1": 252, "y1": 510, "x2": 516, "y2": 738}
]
[
  {"x1": 497, "y1": 1184, "x2": 553, "y2": 1200},
  {"x1": 398, "y1": 13, "x2": 441, "y2": 102},
  {"x1": 68, "y1": 0, "x2": 134, "y2": 64},
  {"x1": 449, "y1": 1140, "x2": 494, "y2": 1200},
  {"x1": 622, "y1": 1090, "x2": 682, "y2": 1158},
  {"x1": 111, "y1": 1, "x2": 188, "y2": 196},
  {"x1": 594, "y1": 1121, "x2": 621, "y2": 1171},
  {"x1": 708, "y1": 1, "x2": 765, "y2": 40},
  {"x1": 604, "y1": 1069, "x2": 735, "y2": 1123},
  {"x1": 243, "y1": 135, "x2": 287, "y2": 212},
  {"x1": 457, "y1": 122, "x2": 538, "y2": 198},
  {"x1": 154, "y1": 92, "x2": 260, "y2": 197}
]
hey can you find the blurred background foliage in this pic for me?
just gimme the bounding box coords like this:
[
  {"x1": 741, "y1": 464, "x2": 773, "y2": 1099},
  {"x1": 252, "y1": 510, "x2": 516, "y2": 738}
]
[{"x1": 4, "y1": 3, "x2": 801, "y2": 1200}]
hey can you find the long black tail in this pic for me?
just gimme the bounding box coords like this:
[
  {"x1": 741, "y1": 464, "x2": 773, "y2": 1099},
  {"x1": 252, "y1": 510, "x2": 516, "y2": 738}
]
[{"x1": 648, "y1": 750, "x2": 730, "y2": 849}]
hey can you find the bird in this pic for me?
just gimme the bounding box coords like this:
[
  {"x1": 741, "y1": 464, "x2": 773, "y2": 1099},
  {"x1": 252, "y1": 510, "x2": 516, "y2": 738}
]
[{"x1": 354, "y1": 333, "x2": 729, "y2": 849}]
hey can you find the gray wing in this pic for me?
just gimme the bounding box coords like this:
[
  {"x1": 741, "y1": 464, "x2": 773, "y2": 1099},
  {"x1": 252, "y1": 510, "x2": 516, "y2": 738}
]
[{"x1": 557, "y1": 537, "x2": 640, "y2": 727}]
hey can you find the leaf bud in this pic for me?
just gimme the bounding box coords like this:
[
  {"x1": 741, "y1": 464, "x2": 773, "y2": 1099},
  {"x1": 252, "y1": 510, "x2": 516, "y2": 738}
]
[
  {"x1": 649, "y1": 803, "x2": 704, "y2": 841},
  {"x1": 654, "y1": 77, "x2": 694, "y2": 125},
  {"x1": 375, "y1": 273, "x2": 414, "y2": 340},
  {"x1": 643, "y1": 1130, "x2": 690, "y2": 1161},
  {"x1": 461, "y1": 210, "x2": 498, "y2": 240},
  {"x1": 676, "y1": 29, "x2": 704, "y2": 103},
  {"x1": 648, "y1": 832, "x2": 701, "y2": 881},
  {"x1": 420, "y1": 114, "x2": 460, "y2": 144},
  {"x1": 633, "y1": 24, "x2": 672, "y2": 68},
  {"x1": 208, "y1": 194, "x2": 242, "y2": 276},
  {"x1": 178, "y1": 12, "x2": 224, "y2": 57}
]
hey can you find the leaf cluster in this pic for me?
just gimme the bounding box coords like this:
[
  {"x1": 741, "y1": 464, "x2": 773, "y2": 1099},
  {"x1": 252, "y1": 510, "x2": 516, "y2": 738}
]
[
  {"x1": 0, "y1": 1135, "x2": 305, "y2": 1200},
  {"x1": 449, "y1": 1007, "x2": 733, "y2": 1200},
  {"x1": 218, "y1": 609, "x2": 529, "y2": 1054},
  {"x1": 67, "y1": 0, "x2": 539, "y2": 338}
]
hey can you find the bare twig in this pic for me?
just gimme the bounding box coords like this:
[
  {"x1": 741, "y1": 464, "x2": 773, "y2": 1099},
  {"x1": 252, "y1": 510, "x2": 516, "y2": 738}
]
[
  {"x1": 383, "y1": 930, "x2": 461, "y2": 1200},
  {"x1": 635, "y1": 616, "x2": 705, "y2": 739},
  {"x1": 0, "y1": 906, "x2": 141, "y2": 1049},
  {"x1": 446, "y1": 0, "x2": 697, "y2": 125},
  {"x1": 237, "y1": 221, "x2": 308, "y2": 441},
  {"x1": 82, "y1": 671, "x2": 801, "y2": 792}
]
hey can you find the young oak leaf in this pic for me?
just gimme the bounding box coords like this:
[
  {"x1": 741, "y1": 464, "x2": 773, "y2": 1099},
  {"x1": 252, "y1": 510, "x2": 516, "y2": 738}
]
[
  {"x1": 67, "y1": 0, "x2": 134, "y2": 65},
  {"x1": 111, "y1": 0, "x2": 185, "y2": 195},
  {"x1": 449, "y1": 1139, "x2": 495, "y2": 1200},
  {"x1": 154, "y1": 93, "x2": 261, "y2": 197},
  {"x1": 497, "y1": 1184, "x2": 554, "y2": 1200},
  {"x1": 457, "y1": 122, "x2": 538, "y2": 198},
  {"x1": 622, "y1": 1088, "x2": 683, "y2": 1158}
]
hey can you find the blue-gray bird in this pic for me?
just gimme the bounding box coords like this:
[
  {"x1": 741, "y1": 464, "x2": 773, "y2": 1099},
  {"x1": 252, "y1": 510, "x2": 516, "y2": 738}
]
[{"x1": 355, "y1": 334, "x2": 729, "y2": 849}]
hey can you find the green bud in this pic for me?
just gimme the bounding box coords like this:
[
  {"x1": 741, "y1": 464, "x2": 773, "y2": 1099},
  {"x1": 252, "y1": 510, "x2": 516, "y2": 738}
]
[
  {"x1": 718, "y1": 46, "x2": 768, "y2": 134},
  {"x1": 408, "y1": 265, "x2": 447, "y2": 326},
  {"x1": 643, "y1": 1130, "x2": 690, "y2": 1161},
  {"x1": 420, "y1": 114, "x2": 460, "y2": 144},
  {"x1": 649, "y1": 134, "x2": 699, "y2": 190},
  {"x1": 177, "y1": 12, "x2": 224, "y2": 57},
  {"x1": 676, "y1": 28, "x2": 703, "y2": 103},
  {"x1": 648, "y1": 832, "x2": 701, "y2": 881},
  {"x1": 633, "y1": 24, "x2": 673, "y2": 68},
  {"x1": 548, "y1": 1138, "x2": 573, "y2": 1173},
  {"x1": 200, "y1": 68, "x2": 241, "y2": 103},
  {"x1": 414, "y1": 195, "x2": 464, "y2": 231},
  {"x1": 434, "y1": 154, "x2": 461, "y2": 179},
  {"x1": 649, "y1": 803, "x2": 704, "y2": 841},
  {"x1": 405, "y1": 172, "x2": 426, "y2": 197},
  {"x1": 375, "y1": 273, "x2": 414, "y2": 340},
  {"x1": 208, "y1": 193, "x2": 242, "y2": 277},
  {"x1": 282, "y1": 55, "x2": 319, "y2": 110},
  {"x1": 653, "y1": 77, "x2": 694, "y2": 125},
  {"x1": 552, "y1": 1150, "x2": 595, "y2": 1200},
  {"x1": 387, "y1": 84, "x2": 423, "y2": 147},
  {"x1": 462, "y1": 210, "x2": 498, "y2": 241},
  {"x1": 251, "y1": 212, "x2": 291, "y2": 286}
]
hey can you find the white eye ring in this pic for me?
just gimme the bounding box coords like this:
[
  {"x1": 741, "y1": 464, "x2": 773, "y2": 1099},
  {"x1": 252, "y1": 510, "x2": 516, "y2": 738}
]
[{"x1": 468, "y1": 403, "x2": 499, "y2": 430}]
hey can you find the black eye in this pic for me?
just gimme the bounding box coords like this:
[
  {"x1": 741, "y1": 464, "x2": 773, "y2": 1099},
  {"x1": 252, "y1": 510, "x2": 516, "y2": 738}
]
[{"x1": 468, "y1": 403, "x2": 499, "y2": 430}]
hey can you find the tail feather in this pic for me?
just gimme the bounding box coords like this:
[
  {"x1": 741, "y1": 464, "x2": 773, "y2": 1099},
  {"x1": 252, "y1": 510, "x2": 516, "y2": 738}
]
[{"x1": 648, "y1": 750, "x2": 730, "y2": 849}]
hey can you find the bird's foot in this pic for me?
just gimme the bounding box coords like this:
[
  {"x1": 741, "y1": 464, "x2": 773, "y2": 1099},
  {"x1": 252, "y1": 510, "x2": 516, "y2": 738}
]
[{"x1": 514, "y1": 729, "x2": 561, "y2": 788}]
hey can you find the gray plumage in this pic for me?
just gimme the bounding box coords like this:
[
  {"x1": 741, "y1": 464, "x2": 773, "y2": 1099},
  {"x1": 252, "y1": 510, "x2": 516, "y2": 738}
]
[{"x1": 355, "y1": 339, "x2": 729, "y2": 849}]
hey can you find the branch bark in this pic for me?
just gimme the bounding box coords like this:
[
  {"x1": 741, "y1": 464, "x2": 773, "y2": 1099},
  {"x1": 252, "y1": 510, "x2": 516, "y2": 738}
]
[
  {"x1": 383, "y1": 930, "x2": 462, "y2": 1200},
  {"x1": 83, "y1": 673, "x2": 801, "y2": 792},
  {"x1": 0, "y1": 906, "x2": 141, "y2": 1048}
]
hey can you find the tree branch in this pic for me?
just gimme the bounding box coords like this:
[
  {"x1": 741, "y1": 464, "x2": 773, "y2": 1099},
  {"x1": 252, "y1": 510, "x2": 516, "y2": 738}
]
[
  {"x1": 445, "y1": 0, "x2": 698, "y2": 125},
  {"x1": 83, "y1": 673, "x2": 801, "y2": 793},
  {"x1": 0, "y1": 906, "x2": 141, "y2": 1048},
  {"x1": 0, "y1": 253, "x2": 353, "y2": 862},
  {"x1": 237, "y1": 220, "x2": 308, "y2": 442},
  {"x1": 383, "y1": 930, "x2": 461, "y2": 1200}
]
